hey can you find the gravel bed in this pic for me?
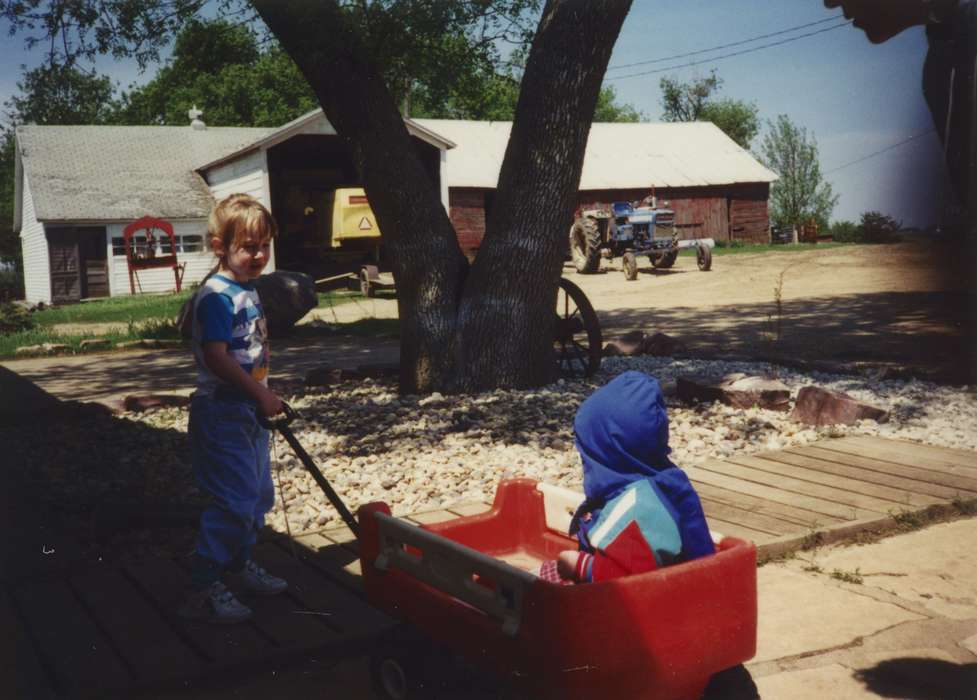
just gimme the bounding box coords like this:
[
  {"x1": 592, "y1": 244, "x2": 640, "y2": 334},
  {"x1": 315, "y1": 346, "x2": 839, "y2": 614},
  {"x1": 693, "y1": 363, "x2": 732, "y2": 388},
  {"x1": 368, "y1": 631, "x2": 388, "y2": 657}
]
[{"x1": 5, "y1": 357, "x2": 975, "y2": 557}]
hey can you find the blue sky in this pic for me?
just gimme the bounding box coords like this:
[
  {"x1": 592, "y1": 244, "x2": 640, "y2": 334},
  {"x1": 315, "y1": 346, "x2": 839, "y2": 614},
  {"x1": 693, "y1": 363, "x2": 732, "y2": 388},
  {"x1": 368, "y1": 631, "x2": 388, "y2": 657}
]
[{"x1": 0, "y1": 0, "x2": 948, "y2": 227}]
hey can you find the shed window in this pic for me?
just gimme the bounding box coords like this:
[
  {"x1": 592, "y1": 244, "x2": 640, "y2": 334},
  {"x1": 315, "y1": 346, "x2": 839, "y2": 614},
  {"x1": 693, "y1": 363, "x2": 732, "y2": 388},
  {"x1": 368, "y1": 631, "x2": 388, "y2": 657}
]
[{"x1": 111, "y1": 234, "x2": 205, "y2": 256}]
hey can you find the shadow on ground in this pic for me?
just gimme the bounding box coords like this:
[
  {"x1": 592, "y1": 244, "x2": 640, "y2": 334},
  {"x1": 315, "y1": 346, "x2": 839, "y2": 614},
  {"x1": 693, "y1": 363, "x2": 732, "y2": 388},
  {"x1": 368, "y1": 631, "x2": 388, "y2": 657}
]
[
  {"x1": 599, "y1": 290, "x2": 977, "y2": 383},
  {"x1": 855, "y1": 657, "x2": 977, "y2": 699}
]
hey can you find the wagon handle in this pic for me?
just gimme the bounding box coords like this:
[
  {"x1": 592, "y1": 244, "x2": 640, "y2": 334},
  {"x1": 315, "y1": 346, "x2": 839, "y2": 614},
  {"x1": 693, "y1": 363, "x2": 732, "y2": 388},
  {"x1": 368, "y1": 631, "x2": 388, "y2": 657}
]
[{"x1": 260, "y1": 401, "x2": 360, "y2": 537}]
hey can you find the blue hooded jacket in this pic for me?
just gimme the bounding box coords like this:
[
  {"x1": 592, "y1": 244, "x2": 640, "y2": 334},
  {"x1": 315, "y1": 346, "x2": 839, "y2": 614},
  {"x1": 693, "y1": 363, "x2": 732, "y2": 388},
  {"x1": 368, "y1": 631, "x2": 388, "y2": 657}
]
[{"x1": 571, "y1": 371, "x2": 715, "y2": 571}]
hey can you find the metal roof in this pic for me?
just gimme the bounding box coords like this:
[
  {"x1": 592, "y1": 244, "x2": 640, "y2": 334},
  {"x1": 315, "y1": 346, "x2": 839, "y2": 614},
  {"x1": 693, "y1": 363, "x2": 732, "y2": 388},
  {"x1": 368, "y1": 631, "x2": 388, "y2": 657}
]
[
  {"x1": 15, "y1": 124, "x2": 274, "y2": 224},
  {"x1": 196, "y1": 109, "x2": 456, "y2": 172},
  {"x1": 413, "y1": 119, "x2": 778, "y2": 190}
]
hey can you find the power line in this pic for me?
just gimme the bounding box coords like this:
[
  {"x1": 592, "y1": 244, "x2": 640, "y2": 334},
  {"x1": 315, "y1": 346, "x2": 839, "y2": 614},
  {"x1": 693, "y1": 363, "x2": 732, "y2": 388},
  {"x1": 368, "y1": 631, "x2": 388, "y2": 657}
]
[
  {"x1": 824, "y1": 129, "x2": 938, "y2": 174},
  {"x1": 606, "y1": 15, "x2": 846, "y2": 72},
  {"x1": 605, "y1": 20, "x2": 853, "y2": 82}
]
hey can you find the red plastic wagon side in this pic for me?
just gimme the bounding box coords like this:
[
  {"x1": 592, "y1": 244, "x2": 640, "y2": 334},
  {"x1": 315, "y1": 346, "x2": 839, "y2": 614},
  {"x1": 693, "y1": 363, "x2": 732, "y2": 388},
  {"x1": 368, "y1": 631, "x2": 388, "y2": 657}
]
[{"x1": 358, "y1": 478, "x2": 757, "y2": 700}]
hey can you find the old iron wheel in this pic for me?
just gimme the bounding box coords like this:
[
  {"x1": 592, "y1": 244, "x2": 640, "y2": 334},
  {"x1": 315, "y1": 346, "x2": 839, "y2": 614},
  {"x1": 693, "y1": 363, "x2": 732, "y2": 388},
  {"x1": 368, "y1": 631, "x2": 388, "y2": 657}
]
[
  {"x1": 553, "y1": 277, "x2": 602, "y2": 378},
  {"x1": 622, "y1": 252, "x2": 638, "y2": 280},
  {"x1": 697, "y1": 245, "x2": 713, "y2": 271},
  {"x1": 568, "y1": 217, "x2": 601, "y2": 273},
  {"x1": 651, "y1": 250, "x2": 678, "y2": 269}
]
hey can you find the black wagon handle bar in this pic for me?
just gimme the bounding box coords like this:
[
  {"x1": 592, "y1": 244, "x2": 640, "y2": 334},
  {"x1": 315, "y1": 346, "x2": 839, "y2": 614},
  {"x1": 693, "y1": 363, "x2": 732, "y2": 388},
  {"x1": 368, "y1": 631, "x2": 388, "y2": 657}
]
[{"x1": 260, "y1": 402, "x2": 359, "y2": 537}]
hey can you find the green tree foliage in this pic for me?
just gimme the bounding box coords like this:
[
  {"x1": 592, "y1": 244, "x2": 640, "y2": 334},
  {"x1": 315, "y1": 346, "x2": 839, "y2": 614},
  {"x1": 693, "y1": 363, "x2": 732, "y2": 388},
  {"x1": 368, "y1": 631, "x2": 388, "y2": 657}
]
[
  {"x1": 114, "y1": 19, "x2": 318, "y2": 127},
  {"x1": 594, "y1": 85, "x2": 643, "y2": 122},
  {"x1": 760, "y1": 114, "x2": 838, "y2": 230},
  {"x1": 659, "y1": 70, "x2": 758, "y2": 148},
  {"x1": 830, "y1": 219, "x2": 861, "y2": 242},
  {"x1": 859, "y1": 211, "x2": 902, "y2": 243}
]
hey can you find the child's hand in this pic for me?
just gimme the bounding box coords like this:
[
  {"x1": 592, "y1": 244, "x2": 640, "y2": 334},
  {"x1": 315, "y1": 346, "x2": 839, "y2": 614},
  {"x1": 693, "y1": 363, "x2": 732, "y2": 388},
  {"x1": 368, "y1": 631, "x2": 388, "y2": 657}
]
[
  {"x1": 557, "y1": 550, "x2": 580, "y2": 581},
  {"x1": 257, "y1": 389, "x2": 283, "y2": 418}
]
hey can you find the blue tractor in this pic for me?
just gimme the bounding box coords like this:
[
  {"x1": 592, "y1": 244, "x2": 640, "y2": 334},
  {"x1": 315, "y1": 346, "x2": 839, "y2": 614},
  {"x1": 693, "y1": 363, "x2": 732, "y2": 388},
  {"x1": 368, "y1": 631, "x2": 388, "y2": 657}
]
[{"x1": 568, "y1": 198, "x2": 713, "y2": 280}]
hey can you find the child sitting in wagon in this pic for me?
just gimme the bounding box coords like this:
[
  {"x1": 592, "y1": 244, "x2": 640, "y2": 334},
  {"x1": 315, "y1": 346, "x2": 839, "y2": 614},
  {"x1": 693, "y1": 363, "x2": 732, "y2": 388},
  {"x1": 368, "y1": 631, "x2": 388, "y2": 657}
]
[{"x1": 541, "y1": 370, "x2": 715, "y2": 584}]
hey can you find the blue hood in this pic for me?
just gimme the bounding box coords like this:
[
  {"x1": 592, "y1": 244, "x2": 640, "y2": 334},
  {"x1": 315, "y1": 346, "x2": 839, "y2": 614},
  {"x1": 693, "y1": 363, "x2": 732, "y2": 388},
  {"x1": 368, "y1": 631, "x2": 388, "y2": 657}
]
[{"x1": 574, "y1": 370, "x2": 676, "y2": 503}]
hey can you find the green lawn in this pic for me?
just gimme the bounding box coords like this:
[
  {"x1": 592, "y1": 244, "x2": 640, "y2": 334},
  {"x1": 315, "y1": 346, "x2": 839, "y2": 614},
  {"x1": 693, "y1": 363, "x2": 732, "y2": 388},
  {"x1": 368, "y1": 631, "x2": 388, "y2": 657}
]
[{"x1": 678, "y1": 241, "x2": 850, "y2": 257}]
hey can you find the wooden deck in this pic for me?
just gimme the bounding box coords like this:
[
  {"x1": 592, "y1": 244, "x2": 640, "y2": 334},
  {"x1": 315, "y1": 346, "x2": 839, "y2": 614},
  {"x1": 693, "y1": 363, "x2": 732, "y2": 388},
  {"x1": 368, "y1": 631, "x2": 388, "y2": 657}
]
[{"x1": 4, "y1": 435, "x2": 976, "y2": 697}]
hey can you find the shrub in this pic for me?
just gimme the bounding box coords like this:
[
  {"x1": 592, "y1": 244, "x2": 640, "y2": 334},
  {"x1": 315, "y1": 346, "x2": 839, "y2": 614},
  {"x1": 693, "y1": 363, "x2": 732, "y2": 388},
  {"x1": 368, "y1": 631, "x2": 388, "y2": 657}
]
[
  {"x1": 716, "y1": 239, "x2": 745, "y2": 249},
  {"x1": 830, "y1": 220, "x2": 861, "y2": 242},
  {"x1": 0, "y1": 268, "x2": 24, "y2": 301},
  {"x1": 860, "y1": 211, "x2": 902, "y2": 243},
  {"x1": 0, "y1": 302, "x2": 36, "y2": 335}
]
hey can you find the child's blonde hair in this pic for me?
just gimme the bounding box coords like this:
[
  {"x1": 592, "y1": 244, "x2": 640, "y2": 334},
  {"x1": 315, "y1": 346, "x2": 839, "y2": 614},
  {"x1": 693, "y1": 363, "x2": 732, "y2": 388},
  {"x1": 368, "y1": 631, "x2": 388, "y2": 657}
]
[{"x1": 207, "y1": 194, "x2": 277, "y2": 256}]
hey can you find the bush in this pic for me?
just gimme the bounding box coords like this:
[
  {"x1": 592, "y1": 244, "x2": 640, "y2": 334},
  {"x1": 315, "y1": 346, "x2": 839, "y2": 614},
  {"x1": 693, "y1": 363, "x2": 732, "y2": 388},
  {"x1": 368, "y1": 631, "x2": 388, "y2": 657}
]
[
  {"x1": 860, "y1": 211, "x2": 902, "y2": 243},
  {"x1": 715, "y1": 239, "x2": 745, "y2": 249},
  {"x1": 0, "y1": 268, "x2": 24, "y2": 301},
  {"x1": 0, "y1": 302, "x2": 36, "y2": 335},
  {"x1": 830, "y1": 220, "x2": 862, "y2": 242}
]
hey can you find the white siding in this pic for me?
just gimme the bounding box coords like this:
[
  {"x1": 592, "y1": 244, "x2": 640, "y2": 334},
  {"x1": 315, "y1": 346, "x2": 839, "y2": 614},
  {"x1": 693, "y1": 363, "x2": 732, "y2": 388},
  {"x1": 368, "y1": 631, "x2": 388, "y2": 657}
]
[
  {"x1": 107, "y1": 220, "x2": 215, "y2": 296},
  {"x1": 204, "y1": 150, "x2": 270, "y2": 207},
  {"x1": 19, "y1": 174, "x2": 51, "y2": 304}
]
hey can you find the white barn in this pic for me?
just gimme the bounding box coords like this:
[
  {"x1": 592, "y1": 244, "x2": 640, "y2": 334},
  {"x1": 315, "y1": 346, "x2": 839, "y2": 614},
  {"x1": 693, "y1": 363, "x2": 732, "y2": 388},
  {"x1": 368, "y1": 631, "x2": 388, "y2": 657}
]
[{"x1": 13, "y1": 110, "x2": 453, "y2": 304}]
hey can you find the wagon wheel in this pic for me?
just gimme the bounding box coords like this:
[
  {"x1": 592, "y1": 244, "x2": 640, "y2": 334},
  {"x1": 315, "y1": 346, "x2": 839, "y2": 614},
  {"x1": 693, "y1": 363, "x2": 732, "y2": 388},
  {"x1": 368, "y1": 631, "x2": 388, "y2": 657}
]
[
  {"x1": 553, "y1": 277, "x2": 602, "y2": 378},
  {"x1": 697, "y1": 245, "x2": 713, "y2": 271},
  {"x1": 622, "y1": 252, "x2": 638, "y2": 281}
]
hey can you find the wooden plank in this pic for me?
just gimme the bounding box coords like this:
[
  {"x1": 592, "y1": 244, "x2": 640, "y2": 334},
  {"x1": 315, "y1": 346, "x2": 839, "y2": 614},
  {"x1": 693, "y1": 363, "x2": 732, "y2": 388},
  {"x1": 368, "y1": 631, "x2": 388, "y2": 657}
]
[
  {"x1": 778, "y1": 447, "x2": 977, "y2": 500},
  {"x1": 11, "y1": 578, "x2": 132, "y2": 695},
  {"x1": 254, "y1": 542, "x2": 391, "y2": 640},
  {"x1": 294, "y1": 533, "x2": 364, "y2": 590},
  {"x1": 406, "y1": 509, "x2": 457, "y2": 525},
  {"x1": 692, "y1": 482, "x2": 845, "y2": 529},
  {"x1": 701, "y1": 516, "x2": 778, "y2": 545},
  {"x1": 702, "y1": 458, "x2": 896, "y2": 516},
  {"x1": 699, "y1": 498, "x2": 804, "y2": 536},
  {"x1": 0, "y1": 587, "x2": 56, "y2": 699},
  {"x1": 125, "y1": 558, "x2": 271, "y2": 665},
  {"x1": 685, "y1": 466, "x2": 868, "y2": 523},
  {"x1": 728, "y1": 453, "x2": 944, "y2": 508},
  {"x1": 70, "y1": 566, "x2": 203, "y2": 684},
  {"x1": 814, "y1": 439, "x2": 977, "y2": 479},
  {"x1": 840, "y1": 436, "x2": 977, "y2": 470}
]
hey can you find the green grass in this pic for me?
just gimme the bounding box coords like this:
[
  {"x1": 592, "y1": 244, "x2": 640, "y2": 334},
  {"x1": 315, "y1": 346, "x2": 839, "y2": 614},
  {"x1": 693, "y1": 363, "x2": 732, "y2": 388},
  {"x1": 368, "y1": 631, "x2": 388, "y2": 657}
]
[
  {"x1": 0, "y1": 318, "x2": 183, "y2": 359},
  {"x1": 678, "y1": 242, "x2": 850, "y2": 257},
  {"x1": 33, "y1": 290, "x2": 194, "y2": 326}
]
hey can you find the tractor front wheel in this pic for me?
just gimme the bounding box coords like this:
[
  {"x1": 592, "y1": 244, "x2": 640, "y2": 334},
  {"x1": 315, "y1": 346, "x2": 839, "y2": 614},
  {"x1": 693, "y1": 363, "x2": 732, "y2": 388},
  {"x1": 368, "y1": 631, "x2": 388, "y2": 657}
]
[
  {"x1": 697, "y1": 245, "x2": 713, "y2": 271},
  {"x1": 622, "y1": 252, "x2": 638, "y2": 280},
  {"x1": 651, "y1": 250, "x2": 677, "y2": 269},
  {"x1": 569, "y1": 217, "x2": 601, "y2": 274}
]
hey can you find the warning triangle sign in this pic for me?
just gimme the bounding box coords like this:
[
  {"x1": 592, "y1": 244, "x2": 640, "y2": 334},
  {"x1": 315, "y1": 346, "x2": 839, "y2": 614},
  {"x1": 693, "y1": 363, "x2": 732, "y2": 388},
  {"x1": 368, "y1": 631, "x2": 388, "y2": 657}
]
[{"x1": 358, "y1": 217, "x2": 372, "y2": 231}]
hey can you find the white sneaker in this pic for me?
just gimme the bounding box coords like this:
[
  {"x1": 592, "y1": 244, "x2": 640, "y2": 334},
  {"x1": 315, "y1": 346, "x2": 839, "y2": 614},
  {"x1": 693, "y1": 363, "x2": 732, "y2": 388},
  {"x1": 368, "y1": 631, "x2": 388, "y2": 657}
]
[
  {"x1": 227, "y1": 559, "x2": 288, "y2": 596},
  {"x1": 178, "y1": 581, "x2": 252, "y2": 624}
]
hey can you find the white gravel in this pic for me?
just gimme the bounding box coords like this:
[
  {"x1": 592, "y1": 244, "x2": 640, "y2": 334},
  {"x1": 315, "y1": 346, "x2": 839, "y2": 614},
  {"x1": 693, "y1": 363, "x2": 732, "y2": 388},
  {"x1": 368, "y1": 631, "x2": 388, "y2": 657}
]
[{"x1": 139, "y1": 356, "x2": 977, "y2": 536}]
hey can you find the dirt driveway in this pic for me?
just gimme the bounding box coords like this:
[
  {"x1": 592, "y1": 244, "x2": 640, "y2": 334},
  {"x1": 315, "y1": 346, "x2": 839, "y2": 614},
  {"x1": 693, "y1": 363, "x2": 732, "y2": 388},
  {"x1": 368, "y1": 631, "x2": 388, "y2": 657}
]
[{"x1": 567, "y1": 239, "x2": 975, "y2": 382}]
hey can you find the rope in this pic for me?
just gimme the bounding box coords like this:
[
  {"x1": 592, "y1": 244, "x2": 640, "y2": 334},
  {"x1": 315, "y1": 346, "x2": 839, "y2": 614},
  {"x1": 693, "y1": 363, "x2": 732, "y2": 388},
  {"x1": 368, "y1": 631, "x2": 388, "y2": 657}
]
[{"x1": 272, "y1": 434, "x2": 298, "y2": 559}]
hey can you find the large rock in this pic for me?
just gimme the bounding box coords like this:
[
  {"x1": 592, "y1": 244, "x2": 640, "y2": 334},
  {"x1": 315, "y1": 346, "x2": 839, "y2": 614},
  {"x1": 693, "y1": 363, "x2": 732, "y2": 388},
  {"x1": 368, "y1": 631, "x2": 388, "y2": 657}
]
[
  {"x1": 603, "y1": 331, "x2": 687, "y2": 357},
  {"x1": 677, "y1": 373, "x2": 791, "y2": 411},
  {"x1": 252, "y1": 271, "x2": 318, "y2": 337},
  {"x1": 790, "y1": 386, "x2": 889, "y2": 426}
]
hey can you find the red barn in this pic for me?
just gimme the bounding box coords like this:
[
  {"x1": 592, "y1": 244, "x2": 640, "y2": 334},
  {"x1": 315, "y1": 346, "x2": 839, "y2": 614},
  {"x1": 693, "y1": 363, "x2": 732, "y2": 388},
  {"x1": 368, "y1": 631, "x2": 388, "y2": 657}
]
[{"x1": 415, "y1": 120, "x2": 778, "y2": 253}]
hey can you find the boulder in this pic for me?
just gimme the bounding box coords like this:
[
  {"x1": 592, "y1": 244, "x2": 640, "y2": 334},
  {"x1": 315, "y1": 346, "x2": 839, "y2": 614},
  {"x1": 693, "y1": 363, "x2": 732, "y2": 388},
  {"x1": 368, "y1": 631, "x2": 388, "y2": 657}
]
[
  {"x1": 123, "y1": 394, "x2": 192, "y2": 412},
  {"x1": 603, "y1": 331, "x2": 687, "y2": 357},
  {"x1": 677, "y1": 373, "x2": 791, "y2": 411},
  {"x1": 603, "y1": 330, "x2": 647, "y2": 357},
  {"x1": 305, "y1": 366, "x2": 364, "y2": 387},
  {"x1": 252, "y1": 271, "x2": 318, "y2": 337},
  {"x1": 790, "y1": 386, "x2": 889, "y2": 426},
  {"x1": 641, "y1": 332, "x2": 688, "y2": 356}
]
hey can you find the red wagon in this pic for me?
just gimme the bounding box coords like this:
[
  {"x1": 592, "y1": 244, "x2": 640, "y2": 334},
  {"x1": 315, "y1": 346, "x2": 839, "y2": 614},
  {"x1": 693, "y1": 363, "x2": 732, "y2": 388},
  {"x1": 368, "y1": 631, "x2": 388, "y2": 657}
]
[{"x1": 358, "y1": 478, "x2": 757, "y2": 700}]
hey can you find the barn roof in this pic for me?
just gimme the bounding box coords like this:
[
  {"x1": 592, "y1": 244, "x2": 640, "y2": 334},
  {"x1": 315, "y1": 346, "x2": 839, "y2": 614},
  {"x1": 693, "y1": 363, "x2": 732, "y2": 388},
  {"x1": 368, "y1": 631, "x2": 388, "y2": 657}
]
[
  {"x1": 15, "y1": 124, "x2": 274, "y2": 224},
  {"x1": 412, "y1": 119, "x2": 778, "y2": 190}
]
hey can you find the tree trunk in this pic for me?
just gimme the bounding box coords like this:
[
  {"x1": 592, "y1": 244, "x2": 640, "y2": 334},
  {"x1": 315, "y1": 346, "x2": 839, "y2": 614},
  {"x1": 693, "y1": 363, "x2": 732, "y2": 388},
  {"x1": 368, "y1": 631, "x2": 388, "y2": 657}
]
[{"x1": 253, "y1": 0, "x2": 632, "y2": 394}]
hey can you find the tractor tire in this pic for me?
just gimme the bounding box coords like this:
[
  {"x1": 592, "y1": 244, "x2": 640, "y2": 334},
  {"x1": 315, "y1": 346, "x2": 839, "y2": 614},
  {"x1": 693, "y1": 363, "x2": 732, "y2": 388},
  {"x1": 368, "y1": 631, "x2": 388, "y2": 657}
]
[
  {"x1": 651, "y1": 250, "x2": 678, "y2": 269},
  {"x1": 569, "y1": 217, "x2": 601, "y2": 274},
  {"x1": 697, "y1": 245, "x2": 713, "y2": 271},
  {"x1": 622, "y1": 252, "x2": 638, "y2": 280}
]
